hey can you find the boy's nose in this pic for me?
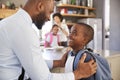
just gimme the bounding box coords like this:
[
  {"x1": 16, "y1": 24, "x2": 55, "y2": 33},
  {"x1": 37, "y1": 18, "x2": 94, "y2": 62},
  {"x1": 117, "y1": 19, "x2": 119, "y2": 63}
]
[{"x1": 67, "y1": 34, "x2": 72, "y2": 40}]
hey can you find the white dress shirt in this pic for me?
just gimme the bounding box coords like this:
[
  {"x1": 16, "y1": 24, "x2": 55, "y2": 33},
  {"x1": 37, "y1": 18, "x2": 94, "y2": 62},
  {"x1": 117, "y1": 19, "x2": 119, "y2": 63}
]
[{"x1": 0, "y1": 9, "x2": 74, "y2": 80}]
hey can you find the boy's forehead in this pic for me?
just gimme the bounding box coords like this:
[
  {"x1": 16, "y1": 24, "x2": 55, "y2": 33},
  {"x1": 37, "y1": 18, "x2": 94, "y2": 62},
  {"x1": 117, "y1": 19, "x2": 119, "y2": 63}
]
[
  {"x1": 71, "y1": 25, "x2": 86, "y2": 35},
  {"x1": 72, "y1": 25, "x2": 83, "y2": 31}
]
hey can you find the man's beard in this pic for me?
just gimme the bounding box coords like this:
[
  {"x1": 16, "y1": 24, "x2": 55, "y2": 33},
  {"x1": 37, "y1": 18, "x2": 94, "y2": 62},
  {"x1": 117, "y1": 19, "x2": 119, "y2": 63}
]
[{"x1": 33, "y1": 12, "x2": 47, "y2": 29}]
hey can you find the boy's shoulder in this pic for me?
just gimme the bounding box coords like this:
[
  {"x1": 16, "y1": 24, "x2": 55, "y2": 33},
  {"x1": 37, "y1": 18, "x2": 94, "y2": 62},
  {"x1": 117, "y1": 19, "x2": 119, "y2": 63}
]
[{"x1": 72, "y1": 49, "x2": 112, "y2": 80}]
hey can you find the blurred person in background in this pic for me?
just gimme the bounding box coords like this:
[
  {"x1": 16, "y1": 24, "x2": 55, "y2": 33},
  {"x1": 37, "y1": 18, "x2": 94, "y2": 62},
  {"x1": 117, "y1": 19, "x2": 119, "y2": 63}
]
[
  {"x1": 53, "y1": 13, "x2": 69, "y2": 47},
  {"x1": 44, "y1": 24, "x2": 61, "y2": 47}
]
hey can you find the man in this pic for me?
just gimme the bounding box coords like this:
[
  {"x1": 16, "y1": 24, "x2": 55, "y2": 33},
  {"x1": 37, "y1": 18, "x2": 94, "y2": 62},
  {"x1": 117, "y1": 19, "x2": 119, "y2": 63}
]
[{"x1": 0, "y1": 0, "x2": 97, "y2": 80}]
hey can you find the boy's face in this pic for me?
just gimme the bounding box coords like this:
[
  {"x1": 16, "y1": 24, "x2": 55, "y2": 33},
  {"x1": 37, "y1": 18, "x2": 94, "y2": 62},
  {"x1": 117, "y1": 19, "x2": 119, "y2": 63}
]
[
  {"x1": 52, "y1": 26, "x2": 59, "y2": 35},
  {"x1": 68, "y1": 25, "x2": 86, "y2": 50}
]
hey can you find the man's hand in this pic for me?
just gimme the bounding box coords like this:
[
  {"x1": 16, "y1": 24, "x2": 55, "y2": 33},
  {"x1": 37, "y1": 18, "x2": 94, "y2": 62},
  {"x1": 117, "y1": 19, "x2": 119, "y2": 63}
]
[{"x1": 73, "y1": 53, "x2": 97, "y2": 79}]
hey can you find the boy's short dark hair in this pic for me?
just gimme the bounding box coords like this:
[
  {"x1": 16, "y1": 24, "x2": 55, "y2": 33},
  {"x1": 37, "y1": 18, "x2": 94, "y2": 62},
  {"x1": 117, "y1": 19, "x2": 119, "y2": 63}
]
[
  {"x1": 77, "y1": 23, "x2": 94, "y2": 44},
  {"x1": 53, "y1": 13, "x2": 63, "y2": 22}
]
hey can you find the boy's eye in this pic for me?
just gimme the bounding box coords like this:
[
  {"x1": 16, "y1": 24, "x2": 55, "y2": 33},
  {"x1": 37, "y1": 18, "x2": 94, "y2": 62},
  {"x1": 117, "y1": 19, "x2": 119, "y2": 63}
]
[{"x1": 71, "y1": 31, "x2": 77, "y2": 35}]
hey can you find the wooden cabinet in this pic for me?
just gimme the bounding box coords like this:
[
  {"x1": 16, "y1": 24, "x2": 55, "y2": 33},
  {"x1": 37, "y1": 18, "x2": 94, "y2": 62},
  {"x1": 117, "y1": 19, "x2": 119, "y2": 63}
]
[
  {"x1": 0, "y1": 9, "x2": 17, "y2": 19},
  {"x1": 56, "y1": 4, "x2": 96, "y2": 26}
]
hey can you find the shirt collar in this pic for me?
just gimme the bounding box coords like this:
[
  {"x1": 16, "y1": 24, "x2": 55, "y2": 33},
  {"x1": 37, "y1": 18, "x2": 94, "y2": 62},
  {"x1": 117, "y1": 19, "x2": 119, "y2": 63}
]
[
  {"x1": 17, "y1": 8, "x2": 33, "y2": 26},
  {"x1": 70, "y1": 49, "x2": 85, "y2": 56}
]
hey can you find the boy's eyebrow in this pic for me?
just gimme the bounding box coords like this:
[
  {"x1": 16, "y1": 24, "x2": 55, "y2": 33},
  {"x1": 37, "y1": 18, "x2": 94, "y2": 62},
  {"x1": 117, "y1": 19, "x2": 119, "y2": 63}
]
[{"x1": 73, "y1": 29, "x2": 77, "y2": 33}]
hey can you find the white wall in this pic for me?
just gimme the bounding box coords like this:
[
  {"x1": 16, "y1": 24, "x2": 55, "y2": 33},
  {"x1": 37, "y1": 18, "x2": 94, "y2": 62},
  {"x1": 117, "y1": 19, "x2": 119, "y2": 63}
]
[
  {"x1": 94, "y1": 0, "x2": 120, "y2": 51},
  {"x1": 109, "y1": 0, "x2": 120, "y2": 51}
]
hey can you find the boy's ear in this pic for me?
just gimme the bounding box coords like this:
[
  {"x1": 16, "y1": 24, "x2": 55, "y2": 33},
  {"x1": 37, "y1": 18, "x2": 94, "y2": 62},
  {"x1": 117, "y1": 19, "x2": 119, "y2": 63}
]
[{"x1": 83, "y1": 38, "x2": 88, "y2": 44}]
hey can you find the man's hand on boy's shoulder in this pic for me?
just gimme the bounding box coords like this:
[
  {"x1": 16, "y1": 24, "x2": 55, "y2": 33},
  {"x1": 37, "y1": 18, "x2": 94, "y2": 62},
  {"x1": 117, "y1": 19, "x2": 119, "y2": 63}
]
[{"x1": 74, "y1": 53, "x2": 97, "y2": 79}]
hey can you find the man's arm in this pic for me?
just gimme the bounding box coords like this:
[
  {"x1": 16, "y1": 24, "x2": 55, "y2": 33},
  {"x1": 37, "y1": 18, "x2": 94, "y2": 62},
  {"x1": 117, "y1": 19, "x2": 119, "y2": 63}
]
[{"x1": 53, "y1": 53, "x2": 97, "y2": 80}]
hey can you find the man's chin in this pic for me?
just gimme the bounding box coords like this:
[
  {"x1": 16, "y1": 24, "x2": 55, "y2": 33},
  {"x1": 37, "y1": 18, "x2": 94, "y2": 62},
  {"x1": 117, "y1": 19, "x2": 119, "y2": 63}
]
[{"x1": 36, "y1": 22, "x2": 45, "y2": 29}]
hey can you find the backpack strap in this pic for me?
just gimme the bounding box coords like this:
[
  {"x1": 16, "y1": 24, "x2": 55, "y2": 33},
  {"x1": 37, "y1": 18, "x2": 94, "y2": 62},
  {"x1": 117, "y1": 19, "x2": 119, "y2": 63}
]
[
  {"x1": 73, "y1": 50, "x2": 85, "y2": 71},
  {"x1": 73, "y1": 49, "x2": 96, "y2": 71},
  {"x1": 73, "y1": 49, "x2": 96, "y2": 80},
  {"x1": 49, "y1": 32, "x2": 53, "y2": 44},
  {"x1": 44, "y1": 32, "x2": 53, "y2": 47},
  {"x1": 73, "y1": 48, "x2": 112, "y2": 80}
]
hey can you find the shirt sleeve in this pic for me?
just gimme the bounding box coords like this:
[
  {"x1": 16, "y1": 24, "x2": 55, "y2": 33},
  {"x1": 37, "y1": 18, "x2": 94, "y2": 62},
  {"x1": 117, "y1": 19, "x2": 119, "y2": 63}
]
[
  {"x1": 10, "y1": 25, "x2": 75, "y2": 80},
  {"x1": 45, "y1": 60, "x2": 53, "y2": 69},
  {"x1": 62, "y1": 23, "x2": 69, "y2": 35}
]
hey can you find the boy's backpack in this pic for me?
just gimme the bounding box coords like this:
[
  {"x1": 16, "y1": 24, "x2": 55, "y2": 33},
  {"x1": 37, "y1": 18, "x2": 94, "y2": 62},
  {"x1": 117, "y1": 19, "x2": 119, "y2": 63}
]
[
  {"x1": 44, "y1": 32, "x2": 59, "y2": 47},
  {"x1": 71, "y1": 49, "x2": 112, "y2": 80}
]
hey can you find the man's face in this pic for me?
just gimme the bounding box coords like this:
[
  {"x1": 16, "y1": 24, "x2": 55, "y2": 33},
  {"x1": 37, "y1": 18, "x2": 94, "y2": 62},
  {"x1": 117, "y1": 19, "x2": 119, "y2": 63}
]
[
  {"x1": 68, "y1": 25, "x2": 85, "y2": 49},
  {"x1": 34, "y1": 0, "x2": 54, "y2": 29}
]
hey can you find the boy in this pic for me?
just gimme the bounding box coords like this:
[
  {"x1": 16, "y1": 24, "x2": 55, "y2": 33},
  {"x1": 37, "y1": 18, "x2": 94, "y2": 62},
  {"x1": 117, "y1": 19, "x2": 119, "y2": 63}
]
[
  {"x1": 65, "y1": 23, "x2": 94, "y2": 72},
  {"x1": 65, "y1": 23, "x2": 111, "y2": 80}
]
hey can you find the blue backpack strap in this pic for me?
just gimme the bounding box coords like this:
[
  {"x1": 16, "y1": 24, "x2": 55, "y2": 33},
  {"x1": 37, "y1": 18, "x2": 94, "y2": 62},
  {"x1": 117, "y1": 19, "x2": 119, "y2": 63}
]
[
  {"x1": 73, "y1": 49, "x2": 96, "y2": 71},
  {"x1": 93, "y1": 53, "x2": 112, "y2": 80},
  {"x1": 73, "y1": 49, "x2": 112, "y2": 80},
  {"x1": 73, "y1": 49, "x2": 96, "y2": 80},
  {"x1": 73, "y1": 50, "x2": 85, "y2": 71}
]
